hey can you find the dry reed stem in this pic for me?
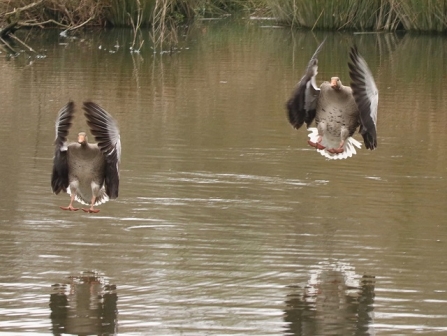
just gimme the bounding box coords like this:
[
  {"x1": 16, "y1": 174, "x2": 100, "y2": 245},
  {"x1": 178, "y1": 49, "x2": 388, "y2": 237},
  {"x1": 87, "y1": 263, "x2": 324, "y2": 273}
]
[
  {"x1": 129, "y1": 0, "x2": 145, "y2": 51},
  {"x1": 151, "y1": 0, "x2": 179, "y2": 53}
]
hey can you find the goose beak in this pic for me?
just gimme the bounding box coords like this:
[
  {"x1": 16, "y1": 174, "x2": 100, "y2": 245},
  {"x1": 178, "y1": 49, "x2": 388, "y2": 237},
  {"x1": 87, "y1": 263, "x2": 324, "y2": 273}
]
[
  {"x1": 78, "y1": 133, "x2": 86, "y2": 144},
  {"x1": 330, "y1": 78, "x2": 338, "y2": 89}
]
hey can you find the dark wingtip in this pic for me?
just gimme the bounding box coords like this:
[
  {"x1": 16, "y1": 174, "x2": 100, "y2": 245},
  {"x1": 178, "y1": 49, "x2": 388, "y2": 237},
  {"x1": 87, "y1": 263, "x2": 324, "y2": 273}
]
[
  {"x1": 82, "y1": 101, "x2": 97, "y2": 112},
  {"x1": 54, "y1": 100, "x2": 76, "y2": 146},
  {"x1": 362, "y1": 130, "x2": 377, "y2": 150},
  {"x1": 63, "y1": 100, "x2": 75, "y2": 112},
  {"x1": 310, "y1": 37, "x2": 327, "y2": 61},
  {"x1": 348, "y1": 45, "x2": 359, "y2": 71},
  {"x1": 82, "y1": 100, "x2": 94, "y2": 106},
  {"x1": 66, "y1": 100, "x2": 74, "y2": 108},
  {"x1": 286, "y1": 99, "x2": 304, "y2": 130}
]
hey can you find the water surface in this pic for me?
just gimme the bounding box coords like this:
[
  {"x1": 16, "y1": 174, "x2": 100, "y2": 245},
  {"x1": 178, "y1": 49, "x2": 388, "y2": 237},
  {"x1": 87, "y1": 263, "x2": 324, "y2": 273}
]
[{"x1": 0, "y1": 21, "x2": 447, "y2": 335}]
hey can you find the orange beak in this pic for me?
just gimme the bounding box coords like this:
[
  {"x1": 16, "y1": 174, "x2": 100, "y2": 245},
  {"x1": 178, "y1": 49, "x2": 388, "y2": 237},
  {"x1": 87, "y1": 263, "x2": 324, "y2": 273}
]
[
  {"x1": 331, "y1": 78, "x2": 338, "y2": 88},
  {"x1": 78, "y1": 133, "x2": 86, "y2": 144}
]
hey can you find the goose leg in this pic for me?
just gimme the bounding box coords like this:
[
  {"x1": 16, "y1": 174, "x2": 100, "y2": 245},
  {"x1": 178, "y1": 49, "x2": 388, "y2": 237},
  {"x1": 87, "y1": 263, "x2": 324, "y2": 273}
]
[
  {"x1": 308, "y1": 137, "x2": 326, "y2": 150},
  {"x1": 82, "y1": 195, "x2": 100, "y2": 213},
  {"x1": 60, "y1": 183, "x2": 79, "y2": 211},
  {"x1": 328, "y1": 127, "x2": 348, "y2": 153},
  {"x1": 327, "y1": 140, "x2": 345, "y2": 154},
  {"x1": 60, "y1": 193, "x2": 79, "y2": 211},
  {"x1": 82, "y1": 182, "x2": 101, "y2": 213},
  {"x1": 308, "y1": 121, "x2": 326, "y2": 149}
]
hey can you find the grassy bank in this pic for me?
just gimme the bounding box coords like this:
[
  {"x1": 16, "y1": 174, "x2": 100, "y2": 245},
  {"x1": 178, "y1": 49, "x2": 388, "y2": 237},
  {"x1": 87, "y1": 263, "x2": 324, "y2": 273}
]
[
  {"x1": 0, "y1": 0, "x2": 265, "y2": 28},
  {"x1": 1, "y1": 0, "x2": 446, "y2": 32},
  {"x1": 267, "y1": 0, "x2": 447, "y2": 32}
]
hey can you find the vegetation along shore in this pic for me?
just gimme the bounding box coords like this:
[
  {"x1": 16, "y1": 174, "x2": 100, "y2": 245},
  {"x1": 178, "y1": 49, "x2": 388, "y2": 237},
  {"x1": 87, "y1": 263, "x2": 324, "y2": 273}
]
[{"x1": 1, "y1": 0, "x2": 446, "y2": 51}]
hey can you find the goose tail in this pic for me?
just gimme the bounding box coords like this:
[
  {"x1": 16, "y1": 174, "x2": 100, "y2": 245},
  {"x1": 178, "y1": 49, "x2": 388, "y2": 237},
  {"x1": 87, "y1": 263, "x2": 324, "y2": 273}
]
[
  {"x1": 307, "y1": 128, "x2": 362, "y2": 160},
  {"x1": 66, "y1": 187, "x2": 110, "y2": 206}
]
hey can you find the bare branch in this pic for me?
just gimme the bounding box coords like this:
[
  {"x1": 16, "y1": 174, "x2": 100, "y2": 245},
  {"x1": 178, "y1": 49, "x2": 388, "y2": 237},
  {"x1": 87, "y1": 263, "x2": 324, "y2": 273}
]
[
  {"x1": 3, "y1": 0, "x2": 44, "y2": 18},
  {"x1": 0, "y1": 36, "x2": 16, "y2": 53},
  {"x1": 7, "y1": 32, "x2": 35, "y2": 53},
  {"x1": 68, "y1": 16, "x2": 95, "y2": 31},
  {"x1": 18, "y1": 19, "x2": 69, "y2": 28}
]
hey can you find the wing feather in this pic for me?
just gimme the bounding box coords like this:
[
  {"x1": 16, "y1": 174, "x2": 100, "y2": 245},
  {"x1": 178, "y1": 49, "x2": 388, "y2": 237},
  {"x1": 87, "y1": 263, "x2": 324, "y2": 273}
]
[
  {"x1": 349, "y1": 45, "x2": 379, "y2": 150},
  {"x1": 83, "y1": 101, "x2": 121, "y2": 199},
  {"x1": 51, "y1": 101, "x2": 75, "y2": 194},
  {"x1": 286, "y1": 37, "x2": 326, "y2": 130}
]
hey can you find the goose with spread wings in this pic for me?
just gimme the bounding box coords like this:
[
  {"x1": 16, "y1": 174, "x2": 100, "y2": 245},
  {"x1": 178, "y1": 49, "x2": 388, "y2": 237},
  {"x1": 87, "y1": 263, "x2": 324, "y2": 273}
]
[
  {"x1": 51, "y1": 101, "x2": 121, "y2": 213},
  {"x1": 286, "y1": 39, "x2": 378, "y2": 160}
]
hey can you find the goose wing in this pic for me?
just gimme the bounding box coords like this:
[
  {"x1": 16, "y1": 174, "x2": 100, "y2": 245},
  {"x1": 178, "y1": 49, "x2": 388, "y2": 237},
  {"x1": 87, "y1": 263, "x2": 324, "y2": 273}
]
[
  {"x1": 286, "y1": 38, "x2": 326, "y2": 130},
  {"x1": 83, "y1": 101, "x2": 121, "y2": 199},
  {"x1": 349, "y1": 45, "x2": 379, "y2": 150},
  {"x1": 51, "y1": 101, "x2": 75, "y2": 194}
]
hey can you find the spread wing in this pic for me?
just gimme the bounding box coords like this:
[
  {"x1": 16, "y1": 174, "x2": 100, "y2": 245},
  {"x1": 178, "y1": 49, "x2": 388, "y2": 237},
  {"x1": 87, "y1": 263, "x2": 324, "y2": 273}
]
[
  {"x1": 349, "y1": 45, "x2": 379, "y2": 150},
  {"x1": 286, "y1": 37, "x2": 326, "y2": 130},
  {"x1": 83, "y1": 101, "x2": 121, "y2": 199},
  {"x1": 51, "y1": 101, "x2": 75, "y2": 194}
]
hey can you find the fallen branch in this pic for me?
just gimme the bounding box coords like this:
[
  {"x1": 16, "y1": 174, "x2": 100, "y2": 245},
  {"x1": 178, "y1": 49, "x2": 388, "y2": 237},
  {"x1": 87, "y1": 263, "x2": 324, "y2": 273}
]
[
  {"x1": 18, "y1": 19, "x2": 69, "y2": 28},
  {"x1": 0, "y1": 21, "x2": 18, "y2": 38},
  {"x1": 7, "y1": 33, "x2": 35, "y2": 53},
  {"x1": 68, "y1": 16, "x2": 95, "y2": 31},
  {"x1": 0, "y1": 36, "x2": 17, "y2": 53},
  {"x1": 3, "y1": 0, "x2": 44, "y2": 18}
]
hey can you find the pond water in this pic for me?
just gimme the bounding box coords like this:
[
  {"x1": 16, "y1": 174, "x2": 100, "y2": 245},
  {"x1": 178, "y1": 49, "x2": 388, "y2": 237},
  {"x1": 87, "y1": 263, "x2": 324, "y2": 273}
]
[{"x1": 0, "y1": 19, "x2": 447, "y2": 335}]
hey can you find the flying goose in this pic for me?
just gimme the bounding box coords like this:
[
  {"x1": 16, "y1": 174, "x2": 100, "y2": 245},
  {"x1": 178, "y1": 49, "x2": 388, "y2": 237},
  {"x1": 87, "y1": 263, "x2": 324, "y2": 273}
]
[
  {"x1": 286, "y1": 39, "x2": 379, "y2": 160},
  {"x1": 51, "y1": 101, "x2": 121, "y2": 213}
]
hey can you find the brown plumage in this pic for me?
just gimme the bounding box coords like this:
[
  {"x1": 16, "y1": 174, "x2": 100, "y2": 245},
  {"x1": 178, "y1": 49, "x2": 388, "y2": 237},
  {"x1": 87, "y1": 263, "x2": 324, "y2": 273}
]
[
  {"x1": 287, "y1": 39, "x2": 379, "y2": 160},
  {"x1": 51, "y1": 101, "x2": 121, "y2": 213}
]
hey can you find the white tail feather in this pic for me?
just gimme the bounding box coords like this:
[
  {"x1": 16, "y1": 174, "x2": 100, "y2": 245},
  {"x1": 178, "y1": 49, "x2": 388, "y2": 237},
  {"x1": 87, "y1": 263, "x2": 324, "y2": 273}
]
[
  {"x1": 66, "y1": 187, "x2": 110, "y2": 206},
  {"x1": 307, "y1": 128, "x2": 362, "y2": 160}
]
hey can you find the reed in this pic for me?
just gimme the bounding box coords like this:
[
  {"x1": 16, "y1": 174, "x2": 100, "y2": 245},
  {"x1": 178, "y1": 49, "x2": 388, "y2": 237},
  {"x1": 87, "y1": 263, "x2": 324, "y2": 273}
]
[
  {"x1": 267, "y1": 0, "x2": 384, "y2": 30},
  {"x1": 107, "y1": 0, "x2": 156, "y2": 27},
  {"x1": 267, "y1": 0, "x2": 447, "y2": 32},
  {"x1": 392, "y1": 0, "x2": 447, "y2": 32},
  {"x1": 1, "y1": 0, "x2": 446, "y2": 33}
]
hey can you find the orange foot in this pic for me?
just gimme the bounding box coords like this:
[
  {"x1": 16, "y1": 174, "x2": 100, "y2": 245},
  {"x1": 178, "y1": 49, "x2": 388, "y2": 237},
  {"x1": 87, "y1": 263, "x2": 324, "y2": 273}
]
[
  {"x1": 308, "y1": 140, "x2": 326, "y2": 150},
  {"x1": 60, "y1": 206, "x2": 79, "y2": 211},
  {"x1": 327, "y1": 147, "x2": 344, "y2": 154},
  {"x1": 82, "y1": 208, "x2": 100, "y2": 213}
]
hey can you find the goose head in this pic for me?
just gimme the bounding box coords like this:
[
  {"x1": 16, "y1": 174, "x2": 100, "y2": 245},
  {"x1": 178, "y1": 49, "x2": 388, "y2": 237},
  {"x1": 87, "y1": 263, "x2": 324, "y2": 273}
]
[
  {"x1": 77, "y1": 132, "x2": 88, "y2": 145},
  {"x1": 330, "y1": 77, "x2": 342, "y2": 91}
]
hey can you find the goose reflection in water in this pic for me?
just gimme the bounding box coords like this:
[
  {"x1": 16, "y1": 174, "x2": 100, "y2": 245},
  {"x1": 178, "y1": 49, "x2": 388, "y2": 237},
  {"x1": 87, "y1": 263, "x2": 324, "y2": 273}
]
[
  {"x1": 284, "y1": 261, "x2": 375, "y2": 336},
  {"x1": 49, "y1": 271, "x2": 117, "y2": 335}
]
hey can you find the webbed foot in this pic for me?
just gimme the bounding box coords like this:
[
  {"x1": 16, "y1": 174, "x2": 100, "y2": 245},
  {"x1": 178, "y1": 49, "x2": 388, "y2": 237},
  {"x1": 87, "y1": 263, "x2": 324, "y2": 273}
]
[
  {"x1": 82, "y1": 208, "x2": 100, "y2": 213},
  {"x1": 60, "y1": 206, "x2": 80, "y2": 211},
  {"x1": 308, "y1": 140, "x2": 326, "y2": 150},
  {"x1": 327, "y1": 147, "x2": 344, "y2": 154}
]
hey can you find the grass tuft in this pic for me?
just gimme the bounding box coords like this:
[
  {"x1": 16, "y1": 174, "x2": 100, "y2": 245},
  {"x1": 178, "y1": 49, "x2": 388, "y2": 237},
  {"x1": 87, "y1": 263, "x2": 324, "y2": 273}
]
[{"x1": 268, "y1": 0, "x2": 447, "y2": 32}]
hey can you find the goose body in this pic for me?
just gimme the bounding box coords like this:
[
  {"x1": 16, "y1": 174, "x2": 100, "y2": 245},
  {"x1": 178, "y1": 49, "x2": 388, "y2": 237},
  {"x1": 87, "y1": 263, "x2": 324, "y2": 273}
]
[
  {"x1": 65, "y1": 141, "x2": 108, "y2": 205},
  {"x1": 51, "y1": 101, "x2": 121, "y2": 213},
  {"x1": 287, "y1": 39, "x2": 378, "y2": 160}
]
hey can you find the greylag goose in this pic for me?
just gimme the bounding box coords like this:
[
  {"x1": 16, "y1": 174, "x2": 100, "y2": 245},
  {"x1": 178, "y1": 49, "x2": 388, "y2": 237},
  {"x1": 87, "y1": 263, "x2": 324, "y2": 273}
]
[
  {"x1": 51, "y1": 101, "x2": 121, "y2": 213},
  {"x1": 287, "y1": 39, "x2": 378, "y2": 160}
]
